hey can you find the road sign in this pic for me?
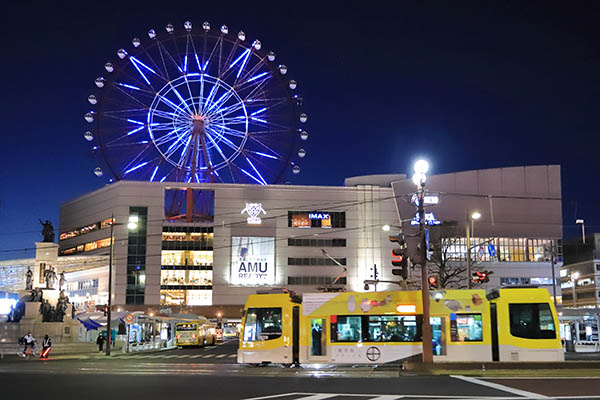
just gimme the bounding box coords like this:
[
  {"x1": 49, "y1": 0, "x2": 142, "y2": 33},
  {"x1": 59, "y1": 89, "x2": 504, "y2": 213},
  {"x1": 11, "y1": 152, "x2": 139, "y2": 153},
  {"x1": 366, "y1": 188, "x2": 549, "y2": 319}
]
[{"x1": 124, "y1": 313, "x2": 134, "y2": 324}]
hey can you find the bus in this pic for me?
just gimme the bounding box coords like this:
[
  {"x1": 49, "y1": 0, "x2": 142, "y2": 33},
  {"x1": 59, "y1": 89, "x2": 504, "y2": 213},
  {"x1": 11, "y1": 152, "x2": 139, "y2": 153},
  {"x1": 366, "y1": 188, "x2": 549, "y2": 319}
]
[
  {"x1": 175, "y1": 319, "x2": 217, "y2": 347},
  {"x1": 237, "y1": 287, "x2": 563, "y2": 365},
  {"x1": 223, "y1": 321, "x2": 240, "y2": 339}
]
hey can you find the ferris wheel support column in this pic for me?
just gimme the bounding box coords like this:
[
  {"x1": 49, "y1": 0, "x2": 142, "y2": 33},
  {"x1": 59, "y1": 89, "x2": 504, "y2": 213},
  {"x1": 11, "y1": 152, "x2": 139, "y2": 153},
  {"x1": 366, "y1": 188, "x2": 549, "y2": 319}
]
[{"x1": 192, "y1": 116, "x2": 213, "y2": 183}]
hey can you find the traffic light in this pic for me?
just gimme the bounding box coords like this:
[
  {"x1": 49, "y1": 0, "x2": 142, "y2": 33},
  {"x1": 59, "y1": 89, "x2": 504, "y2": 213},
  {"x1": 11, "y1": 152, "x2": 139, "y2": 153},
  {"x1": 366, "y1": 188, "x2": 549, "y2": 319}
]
[
  {"x1": 390, "y1": 234, "x2": 409, "y2": 279},
  {"x1": 428, "y1": 275, "x2": 438, "y2": 288},
  {"x1": 103, "y1": 304, "x2": 108, "y2": 316},
  {"x1": 472, "y1": 270, "x2": 492, "y2": 284}
]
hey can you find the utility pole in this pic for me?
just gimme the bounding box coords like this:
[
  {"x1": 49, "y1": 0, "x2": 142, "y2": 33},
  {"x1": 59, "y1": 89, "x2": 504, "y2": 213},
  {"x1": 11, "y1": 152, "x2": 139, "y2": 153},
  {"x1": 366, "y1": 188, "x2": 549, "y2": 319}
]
[
  {"x1": 106, "y1": 214, "x2": 114, "y2": 356},
  {"x1": 550, "y1": 241, "x2": 557, "y2": 308},
  {"x1": 466, "y1": 222, "x2": 472, "y2": 289},
  {"x1": 417, "y1": 182, "x2": 433, "y2": 363},
  {"x1": 412, "y1": 159, "x2": 433, "y2": 364}
]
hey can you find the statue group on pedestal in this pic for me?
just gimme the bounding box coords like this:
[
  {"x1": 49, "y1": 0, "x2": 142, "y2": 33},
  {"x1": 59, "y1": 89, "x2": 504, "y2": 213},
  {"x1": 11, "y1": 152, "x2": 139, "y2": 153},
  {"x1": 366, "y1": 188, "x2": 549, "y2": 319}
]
[{"x1": 39, "y1": 290, "x2": 71, "y2": 323}]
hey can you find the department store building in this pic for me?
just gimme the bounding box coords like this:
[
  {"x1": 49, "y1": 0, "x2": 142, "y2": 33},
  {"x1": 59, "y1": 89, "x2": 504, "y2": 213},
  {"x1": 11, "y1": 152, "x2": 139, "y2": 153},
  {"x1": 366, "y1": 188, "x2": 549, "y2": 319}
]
[{"x1": 0, "y1": 165, "x2": 563, "y2": 317}]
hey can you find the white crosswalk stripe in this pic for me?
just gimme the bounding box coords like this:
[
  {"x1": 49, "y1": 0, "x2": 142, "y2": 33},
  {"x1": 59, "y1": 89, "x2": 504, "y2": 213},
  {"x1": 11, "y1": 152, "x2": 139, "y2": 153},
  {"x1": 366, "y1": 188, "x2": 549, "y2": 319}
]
[
  {"x1": 177, "y1": 355, "x2": 190, "y2": 358},
  {"x1": 228, "y1": 354, "x2": 237, "y2": 358},
  {"x1": 190, "y1": 355, "x2": 203, "y2": 358},
  {"x1": 203, "y1": 354, "x2": 215, "y2": 358},
  {"x1": 215, "y1": 354, "x2": 226, "y2": 358}
]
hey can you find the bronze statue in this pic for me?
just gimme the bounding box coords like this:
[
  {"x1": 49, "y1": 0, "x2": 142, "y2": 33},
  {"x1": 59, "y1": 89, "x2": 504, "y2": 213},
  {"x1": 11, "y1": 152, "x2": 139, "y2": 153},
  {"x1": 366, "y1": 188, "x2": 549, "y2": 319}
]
[
  {"x1": 25, "y1": 267, "x2": 33, "y2": 290},
  {"x1": 39, "y1": 219, "x2": 55, "y2": 243},
  {"x1": 45, "y1": 267, "x2": 57, "y2": 289},
  {"x1": 59, "y1": 272, "x2": 66, "y2": 291}
]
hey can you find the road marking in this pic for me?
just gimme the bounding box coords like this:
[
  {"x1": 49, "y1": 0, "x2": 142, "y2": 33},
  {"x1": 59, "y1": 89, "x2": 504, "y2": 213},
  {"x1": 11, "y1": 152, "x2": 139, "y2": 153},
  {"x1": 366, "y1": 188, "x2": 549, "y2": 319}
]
[
  {"x1": 203, "y1": 354, "x2": 215, "y2": 358},
  {"x1": 164, "y1": 355, "x2": 179, "y2": 359},
  {"x1": 451, "y1": 375, "x2": 549, "y2": 399},
  {"x1": 228, "y1": 354, "x2": 237, "y2": 358},
  {"x1": 177, "y1": 355, "x2": 190, "y2": 358},
  {"x1": 190, "y1": 355, "x2": 203, "y2": 358},
  {"x1": 216, "y1": 354, "x2": 227, "y2": 358}
]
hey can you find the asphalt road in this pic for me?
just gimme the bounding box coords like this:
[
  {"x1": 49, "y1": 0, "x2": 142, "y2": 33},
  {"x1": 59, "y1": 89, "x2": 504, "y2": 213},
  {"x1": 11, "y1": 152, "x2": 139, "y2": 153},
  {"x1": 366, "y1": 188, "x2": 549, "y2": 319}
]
[{"x1": 2, "y1": 340, "x2": 600, "y2": 399}]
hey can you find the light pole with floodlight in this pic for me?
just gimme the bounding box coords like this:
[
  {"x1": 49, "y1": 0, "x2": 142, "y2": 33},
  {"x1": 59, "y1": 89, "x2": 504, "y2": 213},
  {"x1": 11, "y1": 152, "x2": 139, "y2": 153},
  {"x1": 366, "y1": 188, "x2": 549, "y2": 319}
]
[
  {"x1": 412, "y1": 159, "x2": 433, "y2": 364},
  {"x1": 466, "y1": 210, "x2": 481, "y2": 289},
  {"x1": 105, "y1": 213, "x2": 138, "y2": 356}
]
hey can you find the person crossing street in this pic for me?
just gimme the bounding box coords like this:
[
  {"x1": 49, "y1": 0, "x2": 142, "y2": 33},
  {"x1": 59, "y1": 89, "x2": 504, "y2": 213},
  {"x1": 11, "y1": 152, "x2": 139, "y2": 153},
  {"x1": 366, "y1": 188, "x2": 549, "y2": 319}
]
[{"x1": 40, "y1": 334, "x2": 52, "y2": 359}]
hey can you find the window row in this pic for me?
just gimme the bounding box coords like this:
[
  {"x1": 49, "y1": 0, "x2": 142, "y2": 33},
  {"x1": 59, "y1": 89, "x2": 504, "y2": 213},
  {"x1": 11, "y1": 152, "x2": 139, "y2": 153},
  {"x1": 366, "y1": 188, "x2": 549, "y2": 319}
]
[
  {"x1": 288, "y1": 211, "x2": 346, "y2": 228},
  {"x1": 161, "y1": 250, "x2": 213, "y2": 266},
  {"x1": 60, "y1": 237, "x2": 111, "y2": 256},
  {"x1": 160, "y1": 289, "x2": 212, "y2": 306},
  {"x1": 59, "y1": 217, "x2": 114, "y2": 241},
  {"x1": 288, "y1": 257, "x2": 347, "y2": 266},
  {"x1": 443, "y1": 238, "x2": 559, "y2": 263},
  {"x1": 287, "y1": 276, "x2": 347, "y2": 285},
  {"x1": 500, "y1": 277, "x2": 554, "y2": 286},
  {"x1": 161, "y1": 269, "x2": 212, "y2": 286},
  {"x1": 288, "y1": 238, "x2": 346, "y2": 247}
]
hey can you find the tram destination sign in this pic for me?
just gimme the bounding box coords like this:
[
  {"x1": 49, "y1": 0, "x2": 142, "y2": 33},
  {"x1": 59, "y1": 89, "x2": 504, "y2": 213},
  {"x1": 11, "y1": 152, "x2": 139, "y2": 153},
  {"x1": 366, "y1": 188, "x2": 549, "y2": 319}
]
[{"x1": 230, "y1": 236, "x2": 275, "y2": 286}]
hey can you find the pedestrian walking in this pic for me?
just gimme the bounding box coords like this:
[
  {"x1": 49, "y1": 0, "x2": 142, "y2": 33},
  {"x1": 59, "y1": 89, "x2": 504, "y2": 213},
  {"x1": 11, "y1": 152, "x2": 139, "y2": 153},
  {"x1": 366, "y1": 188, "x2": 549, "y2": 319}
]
[
  {"x1": 97, "y1": 334, "x2": 105, "y2": 352},
  {"x1": 40, "y1": 334, "x2": 52, "y2": 359}
]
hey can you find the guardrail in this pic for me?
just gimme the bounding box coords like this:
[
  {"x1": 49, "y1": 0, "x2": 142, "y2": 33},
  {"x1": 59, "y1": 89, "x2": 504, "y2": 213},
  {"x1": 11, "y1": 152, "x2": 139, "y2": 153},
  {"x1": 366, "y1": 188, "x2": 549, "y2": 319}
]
[
  {"x1": 575, "y1": 341, "x2": 600, "y2": 352},
  {"x1": 0, "y1": 343, "x2": 22, "y2": 359}
]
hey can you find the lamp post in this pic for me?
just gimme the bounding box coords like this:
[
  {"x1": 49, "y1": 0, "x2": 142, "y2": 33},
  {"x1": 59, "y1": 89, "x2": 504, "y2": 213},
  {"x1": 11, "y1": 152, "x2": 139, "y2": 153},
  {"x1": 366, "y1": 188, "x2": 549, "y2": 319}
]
[
  {"x1": 412, "y1": 159, "x2": 433, "y2": 364},
  {"x1": 576, "y1": 219, "x2": 586, "y2": 244},
  {"x1": 571, "y1": 272, "x2": 579, "y2": 308},
  {"x1": 466, "y1": 211, "x2": 481, "y2": 289},
  {"x1": 105, "y1": 213, "x2": 138, "y2": 356}
]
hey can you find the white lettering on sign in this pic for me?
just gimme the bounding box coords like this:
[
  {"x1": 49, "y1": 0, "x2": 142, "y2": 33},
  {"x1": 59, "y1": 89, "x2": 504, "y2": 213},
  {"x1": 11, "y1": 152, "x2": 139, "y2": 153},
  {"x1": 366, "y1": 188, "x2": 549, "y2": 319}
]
[
  {"x1": 411, "y1": 212, "x2": 441, "y2": 226},
  {"x1": 411, "y1": 194, "x2": 440, "y2": 206},
  {"x1": 308, "y1": 212, "x2": 330, "y2": 220},
  {"x1": 241, "y1": 203, "x2": 266, "y2": 224},
  {"x1": 230, "y1": 236, "x2": 275, "y2": 286}
]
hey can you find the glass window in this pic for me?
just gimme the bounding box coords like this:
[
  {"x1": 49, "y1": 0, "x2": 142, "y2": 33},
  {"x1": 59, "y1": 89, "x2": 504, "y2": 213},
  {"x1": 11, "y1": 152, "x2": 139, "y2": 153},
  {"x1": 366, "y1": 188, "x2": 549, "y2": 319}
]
[
  {"x1": 243, "y1": 308, "x2": 282, "y2": 342},
  {"x1": 333, "y1": 316, "x2": 362, "y2": 342},
  {"x1": 451, "y1": 314, "x2": 483, "y2": 342},
  {"x1": 367, "y1": 315, "x2": 420, "y2": 342},
  {"x1": 509, "y1": 303, "x2": 556, "y2": 339}
]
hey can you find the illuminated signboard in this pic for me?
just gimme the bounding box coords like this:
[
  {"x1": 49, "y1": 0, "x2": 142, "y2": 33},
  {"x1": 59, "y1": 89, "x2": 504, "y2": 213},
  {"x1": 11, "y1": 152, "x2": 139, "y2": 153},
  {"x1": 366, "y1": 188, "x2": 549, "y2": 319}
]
[
  {"x1": 410, "y1": 212, "x2": 441, "y2": 226},
  {"x1": 230, "y1": 236, "x2": 275, "y2": 286},
  {"x1": 241, "y1": 203, "x2": 266, "y2": 224},
  {"x1": 410, "y1": 194, "x2": 440, "y2": 206},
  {"x1": 308, "y1": 212, "x2": 330, "y2": 220}
]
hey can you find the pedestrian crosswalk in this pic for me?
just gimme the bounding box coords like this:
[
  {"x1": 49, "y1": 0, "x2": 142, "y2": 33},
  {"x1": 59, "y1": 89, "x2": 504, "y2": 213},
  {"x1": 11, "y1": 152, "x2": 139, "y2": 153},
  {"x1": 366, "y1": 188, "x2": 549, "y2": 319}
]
[{"x1": 107, "y1": 353, "x2": 237, "y2": 360}]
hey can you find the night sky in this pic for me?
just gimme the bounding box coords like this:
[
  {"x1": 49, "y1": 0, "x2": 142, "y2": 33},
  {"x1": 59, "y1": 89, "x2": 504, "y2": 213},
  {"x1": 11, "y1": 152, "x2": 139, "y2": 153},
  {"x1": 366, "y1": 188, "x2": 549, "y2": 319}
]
[{"x1": 1, "y1": 1, "x2": 599, "y2": 260}]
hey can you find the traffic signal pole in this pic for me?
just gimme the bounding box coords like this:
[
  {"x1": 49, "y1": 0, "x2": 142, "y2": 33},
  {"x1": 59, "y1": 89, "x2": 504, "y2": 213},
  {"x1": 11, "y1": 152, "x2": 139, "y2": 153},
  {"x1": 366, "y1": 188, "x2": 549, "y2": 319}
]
[
  {"x1": 417, "y1": 184, "x2": 433, "y2": 363},
  {"x1": 466, "y1": 222, "x2": 472, "y2": 289}
]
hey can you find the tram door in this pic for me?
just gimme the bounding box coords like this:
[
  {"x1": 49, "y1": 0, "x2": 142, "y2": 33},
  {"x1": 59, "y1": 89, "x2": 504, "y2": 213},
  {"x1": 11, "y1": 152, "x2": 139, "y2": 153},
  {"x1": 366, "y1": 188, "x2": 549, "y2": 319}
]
[
  {"x1": 292, "y1": 306, "x2": 300, "y2": 364},
  {"x1": 309, "y1": 318, "x2": 327, "y2": 358},
  {"x1": 490, "y1": 303, "x2": 499, "y2": 361},
  {"x1": 431, "y1": 316, "x2": 446, "y2": 356}
]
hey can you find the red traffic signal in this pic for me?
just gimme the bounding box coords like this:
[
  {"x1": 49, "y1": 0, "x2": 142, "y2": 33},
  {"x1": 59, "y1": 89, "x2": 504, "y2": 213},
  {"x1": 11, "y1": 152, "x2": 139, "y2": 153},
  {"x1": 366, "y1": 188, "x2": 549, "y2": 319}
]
[
  {"x1": 428, "y1": 275, "x2": 438, "y2": 288},
  {"x1": 472, "y1": 271, "x2": 491, "y2": 284}
]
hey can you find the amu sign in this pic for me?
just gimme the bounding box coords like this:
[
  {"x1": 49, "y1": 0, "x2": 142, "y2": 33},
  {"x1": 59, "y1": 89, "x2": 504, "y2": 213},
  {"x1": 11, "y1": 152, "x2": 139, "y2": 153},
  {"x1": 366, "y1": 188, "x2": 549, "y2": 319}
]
[{"x1": 230, "y1": 236, "x2": 275, "y2": 286}]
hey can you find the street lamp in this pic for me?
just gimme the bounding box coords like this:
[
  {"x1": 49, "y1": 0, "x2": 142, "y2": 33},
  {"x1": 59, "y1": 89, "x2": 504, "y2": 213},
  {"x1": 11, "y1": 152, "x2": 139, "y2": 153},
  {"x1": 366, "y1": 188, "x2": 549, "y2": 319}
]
[
  {"x1": 105, "y1": 213, "x2": 138, "y2": 356},
  {"x1": 576, "y1": 219, "x2": 586, "y2": 244},
  {"x1": 382, "y1": 224, "x2": 391, "y2": 232},
  {"x1": 466, "y1": 210, "x2": 481, "y2": 289},
  {"x1": 413, "y1": 159, "x2": 433, "y2": 364},
  {"x1": 571, "y1": 272, "x2": 579, "y2": 308}
]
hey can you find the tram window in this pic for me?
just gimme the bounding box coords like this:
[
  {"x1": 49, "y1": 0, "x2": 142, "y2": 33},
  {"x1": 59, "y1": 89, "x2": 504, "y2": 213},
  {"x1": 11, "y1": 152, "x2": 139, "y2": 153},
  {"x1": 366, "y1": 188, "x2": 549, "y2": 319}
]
[
  {"x1": 450, "y1": 314, "x2": 483, "y2": 342},
  {"x1": 333, "y1": 316, "x2": 362, "y2": 342},
  {"x1": 509, "y1": 303, "x2": 556, "y2": 339},
  {"x1": 367, "y1": 315, "x2": 420, "y2": 342},
  {"x1": 243, "y1": 308, "x2": 282, "y2": 341}
]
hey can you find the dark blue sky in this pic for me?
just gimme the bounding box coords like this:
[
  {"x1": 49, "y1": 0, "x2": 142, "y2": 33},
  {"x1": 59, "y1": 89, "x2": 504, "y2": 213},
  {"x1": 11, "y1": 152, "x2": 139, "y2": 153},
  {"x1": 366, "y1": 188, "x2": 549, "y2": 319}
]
[{"x1": 1, "y1": 1, "x2": 599, "y2": 260}]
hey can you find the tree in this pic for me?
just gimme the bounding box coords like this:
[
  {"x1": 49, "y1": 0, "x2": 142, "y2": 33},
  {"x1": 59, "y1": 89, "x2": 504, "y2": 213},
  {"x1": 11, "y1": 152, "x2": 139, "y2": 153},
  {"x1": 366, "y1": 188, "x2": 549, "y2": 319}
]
[{"x1": 427, "y1": 221, "x2": 478, "y2": 289}]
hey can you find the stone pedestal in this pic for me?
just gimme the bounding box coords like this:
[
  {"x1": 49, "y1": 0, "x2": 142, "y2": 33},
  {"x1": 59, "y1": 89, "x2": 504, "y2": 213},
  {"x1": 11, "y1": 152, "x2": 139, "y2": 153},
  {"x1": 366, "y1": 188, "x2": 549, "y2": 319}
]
[{"x1": 34, "y1": 242, "x2": 59, "y2": 289}]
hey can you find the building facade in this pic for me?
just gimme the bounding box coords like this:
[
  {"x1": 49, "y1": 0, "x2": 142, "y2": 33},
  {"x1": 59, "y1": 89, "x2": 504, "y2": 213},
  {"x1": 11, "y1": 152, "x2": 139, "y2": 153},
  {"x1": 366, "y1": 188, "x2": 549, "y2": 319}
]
[
  {"x1": 49, "y1": 165, "x2": 563, "y2": 315},
  {"x1": 560, "y1": 234, "x2": 600, "y2": 309}
]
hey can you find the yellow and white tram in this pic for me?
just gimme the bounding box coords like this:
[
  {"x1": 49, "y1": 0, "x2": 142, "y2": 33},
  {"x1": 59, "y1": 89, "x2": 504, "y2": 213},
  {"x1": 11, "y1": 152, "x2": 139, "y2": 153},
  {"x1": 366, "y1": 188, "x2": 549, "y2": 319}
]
[{"x1": 237, "y1": 288, "x2": 563, "y2": 365}]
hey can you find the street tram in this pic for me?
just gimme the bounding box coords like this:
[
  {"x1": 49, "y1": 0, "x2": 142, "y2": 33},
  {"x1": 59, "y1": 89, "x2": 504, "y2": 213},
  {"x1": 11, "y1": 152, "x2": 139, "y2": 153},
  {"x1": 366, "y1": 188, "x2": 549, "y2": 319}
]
[
  {"x1": 175, "y1": 318, "x2": 217, "y2": 347},
  {"x1": 237, "y1": 288, "x2": 563, "y2": 365}
]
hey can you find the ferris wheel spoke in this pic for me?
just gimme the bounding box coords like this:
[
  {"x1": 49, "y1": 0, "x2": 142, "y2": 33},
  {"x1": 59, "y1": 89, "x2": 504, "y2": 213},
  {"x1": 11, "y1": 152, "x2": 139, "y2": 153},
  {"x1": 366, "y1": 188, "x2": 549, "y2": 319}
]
[
  {"x1": 154, "y1": 127, "x2": 188, "y2": 147},
  {"x1": 245, "y1": 149, "x2": 282, "y2": 160},
  {"x1": 204, "y1": 130, "x2": 234, "y2": 162},
  {"x1": 206, "y1": 127, "x2": 241, "y2": 153},
  {"x1": 120, "y1": 143, "x2": 154, "y2": 175},
  {"x1": 181, "y1": 75, "x2": 198, "y2": 115},
  {"x1": 215, "y1": 101, "x2": 249, "y2": 118},
  {"x1": 247, "y1": 135, "x2": 284, "y2": 158},
  {"x1": 235, "y1": 55, "x2": 268, "y2": 88},
  {"x1": 243, "y1": 155, "x2": 268, "y2": 185},
  {"x1": 209, "y1": 123, "x2": 247, "y2": 139},
  {"x1": 204, "y1": 87, "x2": 238, "y2": 115},
  {"x1": 157, "y1": 95, "x2": 192, "y2": 117},
  {"x1": 176, "y1": 136, "x2": 193, "y2": 167}
]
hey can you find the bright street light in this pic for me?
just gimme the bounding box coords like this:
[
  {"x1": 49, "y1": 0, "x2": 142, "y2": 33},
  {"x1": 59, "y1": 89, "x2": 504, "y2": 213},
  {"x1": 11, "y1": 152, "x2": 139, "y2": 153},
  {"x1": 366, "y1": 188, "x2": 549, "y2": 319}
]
[
  {"x1": 382, "y1": 224, "x2": 391, "y2": 232},
  {"x1": 471, "y1": 211, "x2": 482, "y2": 220},
  {"x1": 413, "y1": 159, "x2": 429, "y2": 174},
  {"x1": 412, "y1": 172, "x2": 426, "y2": 186}
]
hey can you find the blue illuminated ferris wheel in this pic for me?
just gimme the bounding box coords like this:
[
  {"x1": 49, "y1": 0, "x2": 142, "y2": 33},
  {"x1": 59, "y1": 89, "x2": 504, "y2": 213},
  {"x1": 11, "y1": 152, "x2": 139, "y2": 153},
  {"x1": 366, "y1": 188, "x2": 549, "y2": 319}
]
[{"x1": 84, "y1": 21, "x2": 308, "y2": 184}]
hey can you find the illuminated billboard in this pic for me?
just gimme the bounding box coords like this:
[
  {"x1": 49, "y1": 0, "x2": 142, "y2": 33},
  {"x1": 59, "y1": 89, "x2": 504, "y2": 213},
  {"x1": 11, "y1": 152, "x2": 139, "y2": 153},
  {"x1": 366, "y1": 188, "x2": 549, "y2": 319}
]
[{"x1": 230, "y1": 236, "x2": 275, "y2": 286}]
